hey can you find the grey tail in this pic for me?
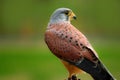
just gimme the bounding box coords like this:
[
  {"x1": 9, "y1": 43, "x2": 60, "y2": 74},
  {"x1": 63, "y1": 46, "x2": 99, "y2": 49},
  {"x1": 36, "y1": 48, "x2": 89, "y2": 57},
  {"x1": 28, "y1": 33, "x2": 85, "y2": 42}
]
[{"x1": 68, "y1": 58, "x2": 115, "y2": 80}]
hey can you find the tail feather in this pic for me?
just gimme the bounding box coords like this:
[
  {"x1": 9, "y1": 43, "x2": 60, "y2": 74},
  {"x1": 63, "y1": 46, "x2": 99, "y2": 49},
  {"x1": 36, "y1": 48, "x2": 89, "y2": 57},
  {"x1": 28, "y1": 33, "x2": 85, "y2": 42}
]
[
  {"x1": 90, "y1": 60, "x2": 115, "y2": 80},
  {"x1": 67, "y1": 58, "x2": 115, "y2": 80}
]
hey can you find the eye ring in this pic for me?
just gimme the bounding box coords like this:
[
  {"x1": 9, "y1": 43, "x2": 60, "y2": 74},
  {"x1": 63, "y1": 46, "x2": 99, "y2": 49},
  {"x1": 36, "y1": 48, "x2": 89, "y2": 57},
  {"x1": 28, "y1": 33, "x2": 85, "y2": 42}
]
[{"x1": 64, "y1": 10, "x2": 69, "y2": 15}]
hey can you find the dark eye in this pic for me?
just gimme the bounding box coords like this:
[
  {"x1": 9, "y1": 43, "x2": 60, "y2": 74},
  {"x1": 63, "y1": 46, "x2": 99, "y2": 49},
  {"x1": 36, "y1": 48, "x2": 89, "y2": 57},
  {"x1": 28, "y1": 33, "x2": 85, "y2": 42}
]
[{"x1": 64, "y1": 10, "x2": 69, "y2": 15}]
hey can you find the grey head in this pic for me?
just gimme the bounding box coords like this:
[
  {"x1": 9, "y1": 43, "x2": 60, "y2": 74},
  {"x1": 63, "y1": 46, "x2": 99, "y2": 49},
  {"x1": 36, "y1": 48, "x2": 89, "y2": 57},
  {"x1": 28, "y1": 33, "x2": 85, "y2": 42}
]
[{"x1": 49, "y1": 8, "x2": 76, "y2": 24}]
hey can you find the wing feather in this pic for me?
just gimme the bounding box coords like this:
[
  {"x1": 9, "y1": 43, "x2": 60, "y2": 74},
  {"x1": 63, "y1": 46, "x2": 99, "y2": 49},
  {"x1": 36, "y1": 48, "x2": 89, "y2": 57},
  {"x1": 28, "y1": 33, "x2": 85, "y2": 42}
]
[{"x1": 45, "y1": 23, "x2": 98, "y2": 63}]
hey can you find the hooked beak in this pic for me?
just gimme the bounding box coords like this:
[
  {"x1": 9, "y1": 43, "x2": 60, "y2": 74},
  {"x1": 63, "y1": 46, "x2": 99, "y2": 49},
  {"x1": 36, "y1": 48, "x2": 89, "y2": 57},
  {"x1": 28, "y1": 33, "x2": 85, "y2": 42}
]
[
  {"x1": 69, "y1": 11, "x2": 77, "y2": 20},
  {"x1": 73, "y1": 16, "x2": 77, "y2": 20}
]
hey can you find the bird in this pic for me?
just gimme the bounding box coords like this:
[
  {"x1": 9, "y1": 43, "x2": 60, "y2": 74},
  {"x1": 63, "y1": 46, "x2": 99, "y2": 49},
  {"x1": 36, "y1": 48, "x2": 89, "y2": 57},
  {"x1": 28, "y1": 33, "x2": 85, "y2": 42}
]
[{"x1": 44, "y1": 8, "x2": 115, "y2": 80}]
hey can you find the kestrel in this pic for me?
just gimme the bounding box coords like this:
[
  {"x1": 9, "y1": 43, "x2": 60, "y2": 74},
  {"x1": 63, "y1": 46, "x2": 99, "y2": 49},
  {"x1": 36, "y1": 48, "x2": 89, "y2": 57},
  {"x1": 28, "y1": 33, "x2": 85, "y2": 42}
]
[{"x1": 45, "y1": 8, "x2": 115, "y2": 80}]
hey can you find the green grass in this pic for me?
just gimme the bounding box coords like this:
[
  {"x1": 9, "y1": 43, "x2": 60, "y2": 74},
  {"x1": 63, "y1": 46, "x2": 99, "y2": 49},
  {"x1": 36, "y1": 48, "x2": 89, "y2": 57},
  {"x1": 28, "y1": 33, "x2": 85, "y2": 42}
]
[{"x1": 0, "y1": 39, "x2": 120, "y2": 80}]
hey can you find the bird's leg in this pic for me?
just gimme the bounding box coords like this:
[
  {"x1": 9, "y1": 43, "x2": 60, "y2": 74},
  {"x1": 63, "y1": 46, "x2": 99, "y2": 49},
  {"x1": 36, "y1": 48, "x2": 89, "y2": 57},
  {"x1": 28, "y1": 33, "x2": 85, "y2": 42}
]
[
  {"x1": 71, "y1": 75, "x2": 81, "y2": 80},
  {"x1": 72, "y1": 75, "x2": 77, "y2": 80},
  {"x1": 67, "y1": 73, "x2": 81, "y2": 80}
]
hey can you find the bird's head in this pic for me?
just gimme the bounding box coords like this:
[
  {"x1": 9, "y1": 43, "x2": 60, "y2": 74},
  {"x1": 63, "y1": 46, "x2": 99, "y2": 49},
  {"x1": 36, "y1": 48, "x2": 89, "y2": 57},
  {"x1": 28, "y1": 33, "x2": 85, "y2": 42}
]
[{"x1": 50, "y1": 8, "x2": 76, "y2": 24}]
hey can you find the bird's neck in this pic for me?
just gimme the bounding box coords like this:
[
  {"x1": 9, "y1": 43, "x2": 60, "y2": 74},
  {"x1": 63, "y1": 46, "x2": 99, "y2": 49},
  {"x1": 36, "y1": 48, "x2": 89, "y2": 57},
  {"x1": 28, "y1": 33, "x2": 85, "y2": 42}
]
[{"x1": 47, "y1": 21, "x2": 70, "y2": 29}]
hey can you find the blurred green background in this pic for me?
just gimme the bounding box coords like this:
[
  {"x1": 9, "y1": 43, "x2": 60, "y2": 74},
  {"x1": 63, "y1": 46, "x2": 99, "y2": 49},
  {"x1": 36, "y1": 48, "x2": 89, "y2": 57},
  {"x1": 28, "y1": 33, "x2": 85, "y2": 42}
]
[{"x1": 0, "y1": 0, "x2": 120, "y2": 80}]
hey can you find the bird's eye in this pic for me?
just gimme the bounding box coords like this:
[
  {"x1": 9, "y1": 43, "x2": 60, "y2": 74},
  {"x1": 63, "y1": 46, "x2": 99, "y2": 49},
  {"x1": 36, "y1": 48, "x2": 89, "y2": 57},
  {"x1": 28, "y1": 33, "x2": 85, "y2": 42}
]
[{"x1": 64, "y1": 10, "x2": 69, "y2": 15}]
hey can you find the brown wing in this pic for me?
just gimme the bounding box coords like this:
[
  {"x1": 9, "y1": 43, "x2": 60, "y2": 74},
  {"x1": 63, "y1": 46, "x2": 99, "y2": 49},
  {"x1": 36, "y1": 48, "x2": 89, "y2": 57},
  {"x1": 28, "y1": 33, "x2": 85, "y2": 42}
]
[
  {"x1": 45, "y1": 30, "x2": 81, "y2": 62},
  {"x1": 45, "y1": 23, "x2": 98, "y2": 63}
]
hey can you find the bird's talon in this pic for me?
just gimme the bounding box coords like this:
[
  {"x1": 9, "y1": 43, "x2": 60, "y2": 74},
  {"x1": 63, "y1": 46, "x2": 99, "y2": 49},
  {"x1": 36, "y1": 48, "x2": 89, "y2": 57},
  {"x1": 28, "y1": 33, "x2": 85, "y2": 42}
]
[{"x1": 72, "y1": 75, "x2": 77, "y2": 80}]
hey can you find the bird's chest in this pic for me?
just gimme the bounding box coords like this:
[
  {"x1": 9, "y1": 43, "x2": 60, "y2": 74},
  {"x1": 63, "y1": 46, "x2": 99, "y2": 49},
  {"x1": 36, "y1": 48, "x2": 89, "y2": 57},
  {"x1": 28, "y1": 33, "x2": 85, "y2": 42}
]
[{"x1": 45, "y1": 27, "x2": 84, "y2": 61}]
